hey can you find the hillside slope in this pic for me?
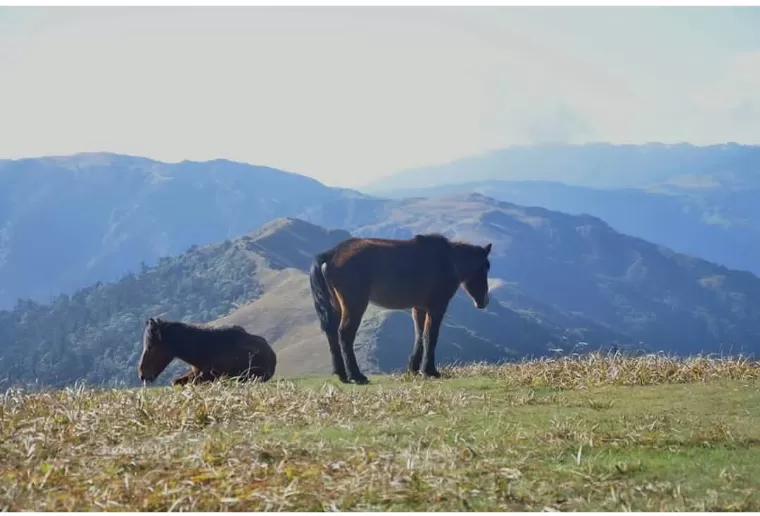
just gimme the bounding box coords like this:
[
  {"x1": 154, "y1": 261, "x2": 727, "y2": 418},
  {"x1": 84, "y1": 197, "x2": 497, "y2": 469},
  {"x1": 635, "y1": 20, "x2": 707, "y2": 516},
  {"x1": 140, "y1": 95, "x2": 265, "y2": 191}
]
[
  {"x1": 6, "y1": 192, "x2": 760, "y2": 388},
  {"x1": 367, "y1": 178, "x2": 760, "y2": 276},
  {"x1": 0, "y1": 153, "x2": 367, "y2": 308},
  {"x1": 0, "y1": 215, "x2": 624, "y2": 388},
  {"x1": 302, "y1": 193, "x2": 760, "y2": 356},
  {"x1": 214, "y1": 218, "x2": 609, "y2": 377}
]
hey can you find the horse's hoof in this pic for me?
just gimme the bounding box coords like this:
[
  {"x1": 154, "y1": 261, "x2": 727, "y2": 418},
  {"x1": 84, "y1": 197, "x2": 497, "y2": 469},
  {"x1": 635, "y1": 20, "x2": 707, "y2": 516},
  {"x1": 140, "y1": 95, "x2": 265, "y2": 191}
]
[
  {"x1": 423, "y1": 369, "x2": 442, "y2": 379},
  {"x1": 350, "y1": 374, "x2": 370, "y2": 385},
  {"x1": 336, "y1": 374, "x2": 351, "y2": 384}
]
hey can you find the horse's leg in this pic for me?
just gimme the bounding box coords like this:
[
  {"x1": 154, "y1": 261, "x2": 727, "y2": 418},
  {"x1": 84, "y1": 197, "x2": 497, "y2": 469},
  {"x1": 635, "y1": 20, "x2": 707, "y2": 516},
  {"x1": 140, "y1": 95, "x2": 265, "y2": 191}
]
[
  {"x1": 328, "y1": 332, "x2": 350, "y2": 383},
  {"x1": 337, "y1": 294, "x2": 370, "y2": 385},
  {"x1": 408, "y1": 307, "x2": 427, "y2": 373},
  {"x1": 193, "y1": 369, "x2": 217, "y2": 384},
  {"x1": 421, "y1": 309, "x2": 445, "y2": 378},
  {"x1": 172, "y1": 367, "x2": 199, "y2": 386},
  {"x1": 322, "y1": 288, "x2": 348, "y2": 383}
]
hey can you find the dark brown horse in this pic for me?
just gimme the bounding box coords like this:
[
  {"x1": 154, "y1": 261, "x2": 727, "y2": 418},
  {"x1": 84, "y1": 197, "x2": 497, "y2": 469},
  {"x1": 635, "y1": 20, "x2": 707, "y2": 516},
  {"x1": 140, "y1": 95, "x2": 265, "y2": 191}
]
[
  {"x1": 138, "y1": 318, "x2": 277, "y2": 386},
  {"x1": 309, "y1": 233, "x2": 492, "y2": 385}
]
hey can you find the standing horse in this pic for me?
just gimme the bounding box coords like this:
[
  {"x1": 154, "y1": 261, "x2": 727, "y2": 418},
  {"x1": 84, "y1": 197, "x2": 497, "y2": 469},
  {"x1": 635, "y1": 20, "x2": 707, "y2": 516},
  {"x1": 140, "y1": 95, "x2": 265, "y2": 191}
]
[
  {"x1": 138, "y1": 318, "x2": 277, "y2": 386},
  {"x1": 309, "y1": 233, "x2": 492, "y2": 384}
]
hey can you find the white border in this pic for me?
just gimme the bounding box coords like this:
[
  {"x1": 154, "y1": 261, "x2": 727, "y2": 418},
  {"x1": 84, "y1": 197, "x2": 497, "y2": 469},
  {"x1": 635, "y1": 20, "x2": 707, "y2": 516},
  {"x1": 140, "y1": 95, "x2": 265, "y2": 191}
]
[{"x1": 2, "y1": 0, "x2": 758, "y2": 7}]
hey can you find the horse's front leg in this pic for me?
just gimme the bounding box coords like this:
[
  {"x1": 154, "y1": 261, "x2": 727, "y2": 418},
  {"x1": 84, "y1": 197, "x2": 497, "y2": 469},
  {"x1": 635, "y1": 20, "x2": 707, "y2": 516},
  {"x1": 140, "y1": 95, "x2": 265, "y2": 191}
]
[
  {"x1": 172, "y1": 367, "x2": 199, "y2": 386},
  {"x1": 421, "y1": 309, "x2": 446, "y2": 378},
  {"x1": 408, "y1": 307, "x2": 427, "y2": 374},
  {"x1": 193, "y1": 369, "x2": 218, "y2": 384}
]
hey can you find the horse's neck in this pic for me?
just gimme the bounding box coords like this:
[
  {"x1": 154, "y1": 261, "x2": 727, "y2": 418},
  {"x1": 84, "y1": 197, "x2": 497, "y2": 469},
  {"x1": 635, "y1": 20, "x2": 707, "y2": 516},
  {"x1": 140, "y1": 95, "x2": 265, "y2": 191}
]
[{"x1": 450, "y1": 244, "x2": 475, "y2": 281}]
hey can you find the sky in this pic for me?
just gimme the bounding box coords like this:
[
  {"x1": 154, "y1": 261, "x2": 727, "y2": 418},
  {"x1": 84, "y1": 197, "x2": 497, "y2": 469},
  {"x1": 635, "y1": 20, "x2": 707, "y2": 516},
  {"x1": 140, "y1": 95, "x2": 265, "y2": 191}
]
[{"x1": 1, "y1": 6, "x2": 760, "y2": 187}]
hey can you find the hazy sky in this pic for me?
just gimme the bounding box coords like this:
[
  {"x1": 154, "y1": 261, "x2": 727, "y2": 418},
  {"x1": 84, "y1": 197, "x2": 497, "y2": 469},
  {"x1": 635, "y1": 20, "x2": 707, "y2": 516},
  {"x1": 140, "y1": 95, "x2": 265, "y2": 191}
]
[{"x1": 1, "y1": 7, "x2": 760, "y2": 186}]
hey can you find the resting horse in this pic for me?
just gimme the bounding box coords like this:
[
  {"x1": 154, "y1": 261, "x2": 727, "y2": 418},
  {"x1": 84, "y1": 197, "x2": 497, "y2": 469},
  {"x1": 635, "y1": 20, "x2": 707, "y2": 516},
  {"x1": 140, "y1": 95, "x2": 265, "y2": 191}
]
[
  {"x1": 138, "y1": 318, "x2": 277, "y2": 385},
  {"x1": 309, "y1": 233, "x2": 492, "y2": 385}
]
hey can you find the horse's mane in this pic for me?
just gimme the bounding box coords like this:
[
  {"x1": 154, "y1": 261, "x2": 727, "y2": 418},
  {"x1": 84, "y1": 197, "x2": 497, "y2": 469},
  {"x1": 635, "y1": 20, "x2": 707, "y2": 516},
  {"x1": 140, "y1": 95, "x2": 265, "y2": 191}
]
[
  {"x1": 413, "y1": 233, "x2": 452, "y2": 244},
  {"x1": 414, "y1": 233, "x2": 482, "y2": 250},
  {"x1": 154, "y1": 319, "x2": 247, "y2": 336}
]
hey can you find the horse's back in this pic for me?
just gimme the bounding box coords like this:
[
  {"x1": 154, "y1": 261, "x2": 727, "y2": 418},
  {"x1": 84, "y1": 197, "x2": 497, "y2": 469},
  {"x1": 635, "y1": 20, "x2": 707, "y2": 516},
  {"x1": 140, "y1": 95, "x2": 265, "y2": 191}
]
[
  {"x1": 327, "y1": 234, "x2": 446, "y2": 263},
  {"x1": 223, "y1": 329, "x2": 276, "y2": 380},
  {"x1": 322, "y1": 235, "x2": 455, "y2": 309}
]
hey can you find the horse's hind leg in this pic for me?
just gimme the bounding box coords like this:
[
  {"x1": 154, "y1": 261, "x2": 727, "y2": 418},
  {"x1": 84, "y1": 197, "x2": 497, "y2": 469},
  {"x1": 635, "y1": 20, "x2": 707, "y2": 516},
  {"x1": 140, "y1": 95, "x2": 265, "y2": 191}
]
[
  {"x1": 327, "y1": 332, "x2": 349, "y2": 383},
  {"x1": 322, "y1": 290, "x2": 349, "y2": 383},
  {"x1": 337, "y1": 294, "x2": 369, "y2": 385},
  {"x1": 408, "y1": 307, "x2": 427, "y2": 373},
  {"x1": 421, "y1": 310, "x2": 445, "y2": 378}
]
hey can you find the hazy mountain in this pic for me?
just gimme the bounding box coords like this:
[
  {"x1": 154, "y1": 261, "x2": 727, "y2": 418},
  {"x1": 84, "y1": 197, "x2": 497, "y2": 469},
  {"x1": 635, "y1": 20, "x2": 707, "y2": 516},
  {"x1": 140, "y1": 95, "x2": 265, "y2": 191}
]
[
  {"x1": 356, "y1": 179, "x2": 760, "y2": 276},
  {"x1": 0, "y1": 216, "x2": 611, "y2": 388},
  {"x1": 0, "y1": 152, "x2": 368, "y2": 308},
  {"x1": 363, "y1": 142, "x2": 760, "y2": 194},
  {"x1": 302, "y1": 193, "x2": 760, "y2": 357},
  {"x1": 5, "y1": 194, "x2": 760, "y2": 388}
]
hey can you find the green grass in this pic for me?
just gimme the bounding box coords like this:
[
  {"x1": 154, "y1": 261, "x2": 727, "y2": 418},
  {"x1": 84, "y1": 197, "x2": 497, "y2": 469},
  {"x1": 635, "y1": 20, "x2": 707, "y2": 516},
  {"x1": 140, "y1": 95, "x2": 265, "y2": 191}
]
[{"x1": 1, "y1": 353, "x2": 759, "y2": 511}]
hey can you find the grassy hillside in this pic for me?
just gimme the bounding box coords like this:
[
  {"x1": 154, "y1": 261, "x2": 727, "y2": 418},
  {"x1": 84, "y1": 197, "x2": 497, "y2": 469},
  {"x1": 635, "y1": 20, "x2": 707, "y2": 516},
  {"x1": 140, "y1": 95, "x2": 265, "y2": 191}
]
[
  {"x1": 212, "y1": 218, "x2": 610, "y2": 376},
  {"x1": 1, "y1": 354, "x2": 758, "y2": 511},
  {"x1": 8, "y1": 193, "x2": 760, "y2": 388},
  {"x1": 0, "y1": 237, "x2": 262, "y2": 388},
  {"x1": 2, "y1": 216, "x2": 602, "y2": 388},
  {"x1": 0, "y1": 218, "x2": 352, "y2": 388},
  {"x1": 303, "y1": 193, "x2": 760, "y2": 357}
]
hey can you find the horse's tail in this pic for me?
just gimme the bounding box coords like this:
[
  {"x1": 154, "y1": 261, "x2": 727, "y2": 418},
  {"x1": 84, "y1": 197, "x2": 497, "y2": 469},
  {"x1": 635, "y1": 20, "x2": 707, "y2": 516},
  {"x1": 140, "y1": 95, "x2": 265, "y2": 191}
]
[{"x1": 309, "y1": 257, "x2": 340, "y2": 336}]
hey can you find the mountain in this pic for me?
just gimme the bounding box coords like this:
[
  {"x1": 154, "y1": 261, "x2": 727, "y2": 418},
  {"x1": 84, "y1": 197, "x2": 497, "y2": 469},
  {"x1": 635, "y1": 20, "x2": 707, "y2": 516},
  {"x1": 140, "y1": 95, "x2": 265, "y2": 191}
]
[
  {"x1": 5, "y1": 193, "x2": 760, "y2": 388},
  {"x1": 363, "y1": 142, "x2": 760, "y2": 194},
  {"x1": 356, "y1": 179, "x2": 760, "y2": 276},
  {"x1": 0, "y1": 215, "x2": 610, "y2": 388},
  {"x1": 0, "y1": 152, "x2": 369, "y2": 308},
  {"x1": 301, "y1": 193, "x2": 760, "y2": 357},
  {"x1": 214, "y1": 220, "x2": 627, "y2": 377}
]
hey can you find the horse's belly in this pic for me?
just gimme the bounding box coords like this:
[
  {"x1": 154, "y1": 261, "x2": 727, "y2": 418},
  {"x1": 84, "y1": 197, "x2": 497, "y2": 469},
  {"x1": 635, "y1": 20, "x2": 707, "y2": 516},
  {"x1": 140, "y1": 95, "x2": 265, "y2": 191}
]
[{"x1": 368, "y1": 283, "x2": 423, "y2": 310}]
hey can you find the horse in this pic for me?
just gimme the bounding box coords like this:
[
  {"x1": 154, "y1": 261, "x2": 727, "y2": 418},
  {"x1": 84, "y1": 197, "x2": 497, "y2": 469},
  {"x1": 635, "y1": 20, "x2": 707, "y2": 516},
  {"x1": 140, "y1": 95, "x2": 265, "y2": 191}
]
[
  {"x1": 309, "y1": 233, "x2": 492, "y2": 385},
  {"x1": 137, "y1": 317, "x2": 277, "y2": 386}
]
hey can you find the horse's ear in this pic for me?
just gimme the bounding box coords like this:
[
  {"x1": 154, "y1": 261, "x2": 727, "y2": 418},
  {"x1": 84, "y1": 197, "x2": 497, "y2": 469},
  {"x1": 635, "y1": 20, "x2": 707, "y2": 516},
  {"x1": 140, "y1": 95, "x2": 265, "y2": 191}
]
[
  {"x1": 484, "y1": 243, "x2": 492, "y2": 256},
  {"x1": 146, "y1": 317, "x2": 155, "y2": 327}
]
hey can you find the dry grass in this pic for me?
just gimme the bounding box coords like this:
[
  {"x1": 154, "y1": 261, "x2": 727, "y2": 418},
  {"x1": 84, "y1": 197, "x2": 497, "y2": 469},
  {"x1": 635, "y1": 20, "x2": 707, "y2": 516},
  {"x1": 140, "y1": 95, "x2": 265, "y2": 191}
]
[
  {"x1": 1, "y1": 353, "x2": 759, "y2": 511},
  {"x1": 432, "y1": 351, "x2": 760, "y2": 388}
]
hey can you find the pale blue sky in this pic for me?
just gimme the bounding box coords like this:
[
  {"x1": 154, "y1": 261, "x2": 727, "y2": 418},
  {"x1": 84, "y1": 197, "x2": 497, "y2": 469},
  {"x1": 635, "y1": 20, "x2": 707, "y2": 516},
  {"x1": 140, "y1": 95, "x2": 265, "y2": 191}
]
[{"x1": 1, "y1": 7, "x2": 760, "y2": 186}]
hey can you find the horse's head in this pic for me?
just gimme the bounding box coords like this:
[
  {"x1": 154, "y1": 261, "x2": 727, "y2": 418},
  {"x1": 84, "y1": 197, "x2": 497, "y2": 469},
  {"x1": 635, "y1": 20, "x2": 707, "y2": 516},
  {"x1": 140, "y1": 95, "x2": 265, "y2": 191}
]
[
  {"x1": 138, "y1": 317, "x2": 174, "y2": 383},
  {"x1": 460, "y1": 242, "x2": 492, "y2": 309}
]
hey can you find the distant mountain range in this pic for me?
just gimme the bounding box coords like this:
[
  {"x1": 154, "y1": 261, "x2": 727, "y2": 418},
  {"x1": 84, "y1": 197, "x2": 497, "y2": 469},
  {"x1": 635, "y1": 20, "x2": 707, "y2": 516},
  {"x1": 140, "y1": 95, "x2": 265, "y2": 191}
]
[
  {"x1": 3, "y1": 146, "x2": 760, "y2": 388},
  {"x1": 0, "y1": 153, "x2": 367, "y2": 308},
  {"x1": 4, "y1": 145, "x2": 760, "y2": 309},
  {"x1": 3, "y1": 192, "x2": 760, "y2": 388},
  {"x1": 364, "y1": 142, "x2": 760, "y2": 193},
  {"x1": 360, "y1": 143, "x2": 760, "y2": 276},
  {"x1": 359, "y1": 179, "x2": 760, "y2": 276}
]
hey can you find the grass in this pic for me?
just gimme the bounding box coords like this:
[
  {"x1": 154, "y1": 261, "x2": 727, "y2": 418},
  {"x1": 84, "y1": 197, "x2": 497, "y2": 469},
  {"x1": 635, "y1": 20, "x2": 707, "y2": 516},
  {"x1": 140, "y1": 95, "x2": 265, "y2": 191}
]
[{"x1": 1, "y1": 352, "x2": 759, "y2": 511}]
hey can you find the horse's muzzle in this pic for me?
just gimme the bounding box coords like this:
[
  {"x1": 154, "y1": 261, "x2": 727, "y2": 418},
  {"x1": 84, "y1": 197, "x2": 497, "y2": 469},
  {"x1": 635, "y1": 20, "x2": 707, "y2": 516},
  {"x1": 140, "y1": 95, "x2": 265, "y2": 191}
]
[{"x1": 475, "y1": 293, "x2": 489, "y2": 309}]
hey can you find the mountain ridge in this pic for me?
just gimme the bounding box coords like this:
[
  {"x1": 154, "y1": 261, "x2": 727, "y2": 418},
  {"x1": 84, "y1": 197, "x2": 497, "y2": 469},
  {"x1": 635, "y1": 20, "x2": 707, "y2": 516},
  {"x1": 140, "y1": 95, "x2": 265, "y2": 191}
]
[
  {"x1": 360, "y1": 178, "x2": 760, "y2": 276},
  {"x1": 0, "y1": 153, "x2": 373, "y2": 308},
  {"x1": 364, "y1": 142, "x2": 760, "y2": 193},
  {"x1": 5, "y1": 190, "x2": 760, "y2": 388}
]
